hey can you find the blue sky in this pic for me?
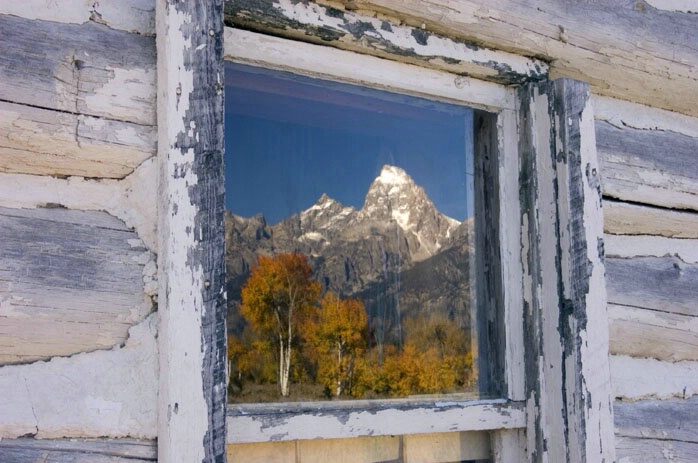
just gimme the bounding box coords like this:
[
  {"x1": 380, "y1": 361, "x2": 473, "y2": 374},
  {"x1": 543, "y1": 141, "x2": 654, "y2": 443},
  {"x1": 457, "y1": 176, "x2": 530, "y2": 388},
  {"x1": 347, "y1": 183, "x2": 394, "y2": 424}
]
[{"x1": 225, "y1": 63, "x2": 474, "y2": 225}]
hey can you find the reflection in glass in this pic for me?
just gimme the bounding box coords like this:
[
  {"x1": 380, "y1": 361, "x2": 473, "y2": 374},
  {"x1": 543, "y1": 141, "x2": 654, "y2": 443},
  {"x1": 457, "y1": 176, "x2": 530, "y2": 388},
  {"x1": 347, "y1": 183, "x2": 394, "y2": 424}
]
[{"x1": 225, "y1": 63, "x2": 477, "y2": 403}]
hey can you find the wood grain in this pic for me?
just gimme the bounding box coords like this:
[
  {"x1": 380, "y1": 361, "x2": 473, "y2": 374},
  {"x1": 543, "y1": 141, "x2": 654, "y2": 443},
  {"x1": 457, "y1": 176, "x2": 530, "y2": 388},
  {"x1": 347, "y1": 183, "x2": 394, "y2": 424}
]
[
  {"x1": 596, "y1": 120, "x2": 698, "y2": 211},
  {"x1": 609, "y1": 304, "x2": 698, "y2": 362},
  {"x1": 615, "y1": 397, "x2": 698, "y2": 443},
  {"x1": 606, "y1": 256, "x2": 698, "y2": 317},
  {"x1": 332, "y1": 0, "x2": 698, "y2": 117},
  {"x1": 604, "y1": 200, "x2": 698, "y2": 238},
  {"x1": 0, "y1": 207, "x2": 153, "y2": 365},
  {"x1": 0, "y1": 14, "x2": 155, "y2": 126},
  {"x1": 0, "y1": 438, "x2": 156, "y2": 462},
  {"x1": 0, "y1": 101, "x2": 155, "y2": 179}
]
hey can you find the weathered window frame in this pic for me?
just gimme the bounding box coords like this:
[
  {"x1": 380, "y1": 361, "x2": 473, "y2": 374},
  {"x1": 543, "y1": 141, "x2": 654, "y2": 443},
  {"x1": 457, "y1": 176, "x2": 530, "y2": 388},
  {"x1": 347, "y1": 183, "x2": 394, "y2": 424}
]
[{"x1": 156, "y1": 1, "x2": 616, "y2": 461}]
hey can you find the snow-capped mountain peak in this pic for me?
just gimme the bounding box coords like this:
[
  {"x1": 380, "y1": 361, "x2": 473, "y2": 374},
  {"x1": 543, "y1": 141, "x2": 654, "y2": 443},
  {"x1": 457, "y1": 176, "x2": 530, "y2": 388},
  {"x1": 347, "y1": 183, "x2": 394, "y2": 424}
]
[{"x1": 375, "y1": 165, "x2": 412, "y2": 186}]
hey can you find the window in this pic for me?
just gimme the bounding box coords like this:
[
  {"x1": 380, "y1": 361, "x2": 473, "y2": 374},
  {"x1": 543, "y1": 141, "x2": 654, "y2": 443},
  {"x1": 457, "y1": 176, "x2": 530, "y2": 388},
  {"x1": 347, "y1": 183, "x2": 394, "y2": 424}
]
[{"x1": 222, "y1": 27, "x2": 524, "y2": 452}]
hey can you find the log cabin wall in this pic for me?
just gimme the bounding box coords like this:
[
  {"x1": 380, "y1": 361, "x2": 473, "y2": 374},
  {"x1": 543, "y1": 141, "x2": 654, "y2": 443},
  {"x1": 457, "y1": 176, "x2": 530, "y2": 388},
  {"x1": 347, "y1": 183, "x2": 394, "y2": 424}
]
[
  {"x1": 0, "y1": 0, "x2": 697, "y2": 462},
  {"x1": 0, "y1": 0, "x2": 159, "y2": 460}
]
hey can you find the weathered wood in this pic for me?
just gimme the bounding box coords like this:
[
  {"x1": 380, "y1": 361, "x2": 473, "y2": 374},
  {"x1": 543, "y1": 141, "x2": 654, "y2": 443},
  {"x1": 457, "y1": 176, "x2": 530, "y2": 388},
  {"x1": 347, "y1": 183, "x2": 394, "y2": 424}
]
[
  {"x1": 604, "y1": 200, "x2": 698, "y2": 239},
  {"x1": 0, "y1": 0, "x2": 155, "y2": 36},
  {"x1": 609, "y1": 304, "x2": 698, "y2": 362},
  {"x1": 0, "y1": 314, "x2": 158, "y2": 439},
  {"x1": 156, "y1": 1, "x2": 227, "y2": 462},
  {"x1": 0, "y1": 438, "x2": 157, "y2": 462},
  {"x1": 596, "y1": 120, "x2": 698, "y2": 212},
  {"x1": 615, "y1": 397, "x2": 698, "y2": 443},
  {"x1": 224, "y1": 0, "x2": 547, "y2": 85},
  {"x1": 228, "y1": 399, "x2": 525, "y2": 443},
  {"x1": 333, "y1": 0, "x2": 698, "y2": 117},
  {"x1": 0, "y1": 14, "x2": 155, "y2": 126},
  {"x1": 610, "y1": 355, "x2": 698, "y2": 400},
  {"x1": 615, "y1": 436, "x2": 698, "y2": 463},
  {"x1": 0, "y1": 206, "x2": 154, "y2": 365},
  {"x1": 0, "y1": 101, "x2": 155, "y2": 179},
  {"x1": 606, "y1": 256, "x2": 698, "y2": 318},
  {"x1": 518, "y1": 79, "x2": 615, "y2": 462},
  {"x1": 605, "y1": 234, "x2": 698, "y2": 265},
  {"x1": 224, "y1": 28, "x2": 516, "y2": 112}
]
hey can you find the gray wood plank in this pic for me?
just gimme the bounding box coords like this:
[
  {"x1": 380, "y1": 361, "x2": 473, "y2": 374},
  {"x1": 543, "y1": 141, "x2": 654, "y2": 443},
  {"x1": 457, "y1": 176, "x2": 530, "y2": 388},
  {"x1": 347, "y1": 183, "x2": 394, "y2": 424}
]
[
  {"x1": 597, "y1": 120, "x2": 698, "y2": 211},
  {"x1": 615, "y1": 437, "x2": 698, "y2": 463},
  {"x1": 606, "y1": 256, "x2": 698, "y2": 317},
  {"x1": 615, "y1": 397, "x2": 698, "y2": 443},
  {"x1": 0, "y1": 14, "x2": 155, "y2": 126},
  {"x1": 0, "y1": 207, "x2": 153, "y2": 364},
  {"x1": 604, "y1": 200, "x2": 698, "y2": 239},
  {"x1": 0, "y1": 438, "x2": 156, "y2": 462}
]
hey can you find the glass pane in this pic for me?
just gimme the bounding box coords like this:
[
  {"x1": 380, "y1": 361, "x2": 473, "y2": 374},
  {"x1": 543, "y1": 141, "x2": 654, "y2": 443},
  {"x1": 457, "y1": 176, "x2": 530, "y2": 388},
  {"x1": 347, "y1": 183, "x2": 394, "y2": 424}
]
[{"x1": 225, "y1": 62, "x2": 479, "y2": 403}]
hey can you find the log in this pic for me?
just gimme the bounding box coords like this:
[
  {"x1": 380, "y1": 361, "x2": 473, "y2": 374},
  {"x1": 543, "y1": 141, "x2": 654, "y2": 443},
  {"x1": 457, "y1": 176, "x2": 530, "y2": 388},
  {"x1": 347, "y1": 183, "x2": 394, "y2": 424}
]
[
  {"x1": 0, "y1": 14, "x2": 155, "y2": 126},
  {"x1": 606, "y1": 256, "x2": 698, "y2": 317},
  {"x1": 609, "y1": 304, "x2": 698, "y2": 362},
  {"x1": 331, "y1": 0, "x2": 698, "y2": 117},
  {"x1": 596, "y1": 120, "x2": 698, "y2": 212},
  {"x1": 0, "y1": 207, "x2": 154, "y2": 364},
  {"x1": 615, "y1": 397, "x2": 698, "y2": 443},
  {"x1": 0, "y1": 0, "x2": 155, "y2": 36},
  {"x1": 224, "y1": 0, "x2": 547, "y2": 85},
  {"x1": 605, "y1": 234, "x2": 698, "y2": 265},
  {"x1": 0, "y1": 438, "x2": 156, "y2": 463},
  {"x1": 0, "y1": 101, "x2": 155, "y2": 179},
  {"x1": 615, "y1": 437, "x2": 698, "y2": 463},
  {"x1": 604, "y1": 200, "x2": 698, "y2": 238}
]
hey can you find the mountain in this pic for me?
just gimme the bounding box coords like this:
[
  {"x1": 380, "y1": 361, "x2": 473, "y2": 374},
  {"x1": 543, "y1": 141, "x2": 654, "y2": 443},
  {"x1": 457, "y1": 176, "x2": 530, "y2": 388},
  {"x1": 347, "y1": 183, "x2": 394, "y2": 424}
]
[{"x1": 225, "y1": 165, "x2": 475, "y2": 344}]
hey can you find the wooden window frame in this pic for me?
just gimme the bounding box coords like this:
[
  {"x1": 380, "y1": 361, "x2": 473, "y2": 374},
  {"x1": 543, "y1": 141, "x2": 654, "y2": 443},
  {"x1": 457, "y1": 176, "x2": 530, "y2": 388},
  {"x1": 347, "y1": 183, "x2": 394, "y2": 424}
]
[{"x1": 156, "y1": 1, "x2": 616, "y2": 461}]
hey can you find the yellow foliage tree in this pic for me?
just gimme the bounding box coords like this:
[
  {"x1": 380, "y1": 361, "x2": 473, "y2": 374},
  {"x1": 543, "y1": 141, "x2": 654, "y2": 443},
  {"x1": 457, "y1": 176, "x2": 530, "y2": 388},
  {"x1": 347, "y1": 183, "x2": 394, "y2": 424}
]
[{"x1": 240, "y1": 253, "x2": 321, "y2": 397}]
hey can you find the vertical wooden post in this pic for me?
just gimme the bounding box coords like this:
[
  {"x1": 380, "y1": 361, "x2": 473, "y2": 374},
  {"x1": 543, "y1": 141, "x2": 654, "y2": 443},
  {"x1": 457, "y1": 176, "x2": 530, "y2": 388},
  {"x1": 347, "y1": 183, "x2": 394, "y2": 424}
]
[
  {"x1": 156, "y1": 1, "x2": 227, "y2": 462},
  {"x1": 519, "y1": 79, "x2": 615, "y2": 462}
]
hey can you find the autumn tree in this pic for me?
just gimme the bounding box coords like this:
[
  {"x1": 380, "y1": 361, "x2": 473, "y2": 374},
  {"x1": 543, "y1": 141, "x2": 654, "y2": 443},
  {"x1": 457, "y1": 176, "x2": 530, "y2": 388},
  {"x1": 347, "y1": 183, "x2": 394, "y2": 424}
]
[
  {"x1": 308, "y1": 292, "x2": 368, "y2": 397},
  {"x1": 240, "y1": 253, "x2": 321, "y2": 397}
]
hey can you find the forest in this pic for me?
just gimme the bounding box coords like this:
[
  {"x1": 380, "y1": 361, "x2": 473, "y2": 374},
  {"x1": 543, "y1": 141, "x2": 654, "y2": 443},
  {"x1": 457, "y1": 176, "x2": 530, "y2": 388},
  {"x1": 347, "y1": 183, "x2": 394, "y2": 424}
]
[{"x1": 227, "y1": 253, "x2": 477, "y2": 402}]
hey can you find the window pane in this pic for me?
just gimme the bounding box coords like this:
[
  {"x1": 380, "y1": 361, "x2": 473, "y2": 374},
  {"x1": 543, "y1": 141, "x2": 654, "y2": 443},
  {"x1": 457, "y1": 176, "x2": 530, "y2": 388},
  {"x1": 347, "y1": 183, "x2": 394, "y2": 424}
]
[{"x1": 225, "y1": 62, "x2": 480, "y2": 403}]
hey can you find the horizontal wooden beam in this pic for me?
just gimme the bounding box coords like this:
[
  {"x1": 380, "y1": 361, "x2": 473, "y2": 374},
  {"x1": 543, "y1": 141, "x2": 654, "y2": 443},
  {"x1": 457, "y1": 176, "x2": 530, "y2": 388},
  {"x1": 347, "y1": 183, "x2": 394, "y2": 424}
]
[
  {"x1": 609, "y1": 303, "x2": 698, "y2": 362},
  {"x1": 332, "y1": 0, "x2": 698, "y2": 117},
  {"x1": 597, "y1": 120, "x2": 698, "y2": 212},
  {"x1": 604, "y1": 200, "x2": 698, "y2": 239},
  {"x1": 0, "y1": 101, "x2": 155, "y2": 179},
  {"x1": 224, "y1": 0, "x2": 547, "y2": 85},
  {"x1": 615, "y1": 396, "x2": 698, "y2": 443},
  {"x1": 0, "y1": 206, "x2": 155, "y2": 364},
  {"x1": 610, "y1": 355, "x2": 698, "y2": 401},
  {"x1": 606, "y1": 256, "x2": 698, "y2": 318},
  {"x1": 0, "y1": 14, "x2": 155, "y2": 126},
  {"x1": 228, "y1": 399, "x2": 525, "y2": 443},
  {"x1": 0, "y1": 438, "x2": 157, "y2": 462}
]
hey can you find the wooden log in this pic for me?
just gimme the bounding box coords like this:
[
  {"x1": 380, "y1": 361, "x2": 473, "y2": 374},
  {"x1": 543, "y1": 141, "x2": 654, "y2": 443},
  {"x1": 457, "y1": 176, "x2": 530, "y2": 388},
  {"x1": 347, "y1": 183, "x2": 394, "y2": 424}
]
[
  {"x1": 605, "y1": 234, "x2": 698, "y2": 265},
  {"x1": 0, "y1": 206, "x2": 154, "y2": 365},
  {"x1": 0, "y1": 101, "x2": 155, "y2": 179},
  {"x1": 0, "y1": 438, "x2": 156, "y2": 462},
  {"x1": 615, "y1": 397, "x2": 698, "y2": 443},
  {"x1": 596, "y1": 120, "x2": 698, "y2": 212},
  {"x1": 606, "y1": 256, "x2": 698, "y2": 317},
  {"x1": 0, "y1": 14, "x2": 155, "y2": 126},
  {"x1": 332, "y1": 0, "x2": 698, "y2": 117},
  {"x1": 615, "y1": 437, "x2": 698, "y2": 463},
  {"x1": 609, "y1": 304, "x2": 698, "y2": 362},
  {"x1": 224, "y1": 0, "x2": 547, "y2": 85},
  {"x1": 610, "y1": 355, "x2": 698, "y2": 400},
  {"x1": 0, "y1": 0, "x2": 155, "y2": 36},
  {"x1": 604, "y1": 200, "x2": 698, "y2": 238}
]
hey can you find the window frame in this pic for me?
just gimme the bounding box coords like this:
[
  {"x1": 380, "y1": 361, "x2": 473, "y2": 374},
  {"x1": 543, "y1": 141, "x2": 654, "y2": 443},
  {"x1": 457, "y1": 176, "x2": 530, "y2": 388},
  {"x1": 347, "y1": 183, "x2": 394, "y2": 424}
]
[
  {"x1": 156, "y1": 1, "x2": 616, "y2": 461},
  {"x1": 222, "y1": 27, "x2": 527, "y2": 450}
]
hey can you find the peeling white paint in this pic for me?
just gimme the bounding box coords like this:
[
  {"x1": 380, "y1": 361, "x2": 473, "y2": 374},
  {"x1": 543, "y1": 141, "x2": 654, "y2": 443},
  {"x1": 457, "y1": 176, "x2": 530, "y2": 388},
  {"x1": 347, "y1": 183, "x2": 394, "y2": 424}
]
[
  {"x1": 0, "y1": 314, "x2": 158, "y2": 439},
  {"x1": 0, "y1": 0, "x2": 155, "y2": 35},
  {"x1": 611, "y1": 355, "x2": 698, "y2": 400},
  {"x1": 645, "y1": 0, "x2": 698, "y2": 13},
  {"x1": 593, "y1": 95, "x2": 698, "y2": 138},
  {"x1": 0, "y1": 158, "x2": 158, "y2": 251},
  {"x1": 605, "y1": 234, "x2": 698, "y2": 264}
]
